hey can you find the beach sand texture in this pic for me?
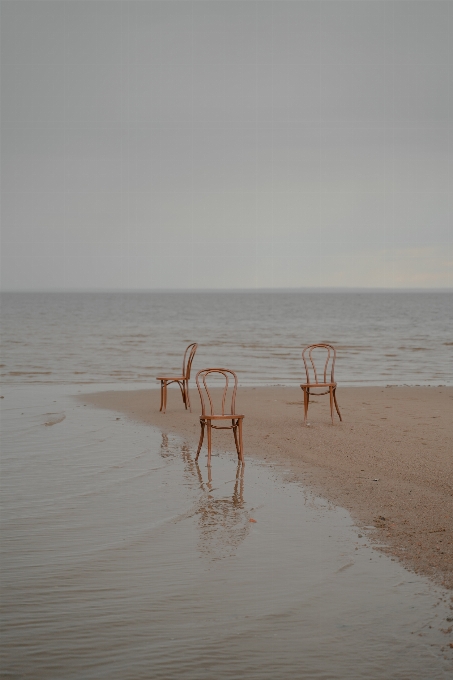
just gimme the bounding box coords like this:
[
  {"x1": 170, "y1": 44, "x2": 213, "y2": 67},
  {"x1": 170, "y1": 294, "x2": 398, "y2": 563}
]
[{"x1": 85, "y1": 385, "x2": 453, "y2": 590}]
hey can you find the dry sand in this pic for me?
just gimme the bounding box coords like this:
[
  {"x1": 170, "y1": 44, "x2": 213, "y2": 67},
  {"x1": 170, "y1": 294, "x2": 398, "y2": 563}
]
[{"x1": 83, "y1": 385, "x2": 453, "y2": 589}]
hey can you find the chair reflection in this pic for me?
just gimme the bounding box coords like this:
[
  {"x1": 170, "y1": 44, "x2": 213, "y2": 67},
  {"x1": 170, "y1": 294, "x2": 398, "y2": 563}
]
[
  {"x1": 194, "y1": 460, "x2": 244, "y2": 507},
  {"x1": 192, "y1": 461, "x2": 247, "y2": 559},
  {"x1": 179, "y1": 439, "x2": 248, "y2": 559},
  {"x1": 159, "y1": 432, "x2": 171, "y2": 458},
  {"x1": 158, "y1": 432, "x2": 249, "y2": 559}
]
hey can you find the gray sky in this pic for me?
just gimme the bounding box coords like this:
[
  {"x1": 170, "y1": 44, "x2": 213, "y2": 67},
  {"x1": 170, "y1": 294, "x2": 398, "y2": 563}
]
[{"x1": 1, "y1": 0, "x2": 452, "y2": 290}]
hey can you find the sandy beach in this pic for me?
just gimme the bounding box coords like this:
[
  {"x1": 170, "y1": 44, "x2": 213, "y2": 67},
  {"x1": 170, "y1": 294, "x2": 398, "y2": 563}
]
[{"x1": 84, "y1": 385, "x2": 453, "y2": 590}]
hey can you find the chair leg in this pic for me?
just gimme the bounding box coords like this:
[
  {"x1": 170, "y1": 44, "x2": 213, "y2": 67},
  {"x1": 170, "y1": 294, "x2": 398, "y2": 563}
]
[
  {"x1": 238, "y1": 419, "x2": 244, "y2": 464},
  {"x1": 303, "y1": 388, "x2": 309, "y2": 425},
  {"x1": 185, "y1": 380, "x2": 191, "y2": 412},
  {"x1": 232, "y1": 420, "x2": 241, "y2": 459},
  {"x1": 177, "y1": 380, "x2": 186, "y2": 409},
  {"x1": 329, "y1": 386, "x2": 334, "y2": 425},
  {"x1": 159, "y1": 381, "x2": 164, "y2": 412},
  {"x1": 196, "y1": 421, "x2": 205, "y2": 461},
  {"x1": 160, "y1": 381, "x2": 168, "y2": 413},
  {"x1": 333, "y1": 389, "x2": 342, "y2": 422},
  {"x1": 207, "y1": 422, "x2": 212, "y2": 467}
]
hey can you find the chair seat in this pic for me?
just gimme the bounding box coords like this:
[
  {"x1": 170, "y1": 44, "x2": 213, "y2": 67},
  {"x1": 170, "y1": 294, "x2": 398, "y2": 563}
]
[
  {"x1": 300, "y1": 382, "x2": 337, "y2": 388},
  {"x1": 200, "y1": 414, "x2": 244, "y2": 420},
  {"x1": 156, "y1": 375, "x2": 185, "y2": 381}
]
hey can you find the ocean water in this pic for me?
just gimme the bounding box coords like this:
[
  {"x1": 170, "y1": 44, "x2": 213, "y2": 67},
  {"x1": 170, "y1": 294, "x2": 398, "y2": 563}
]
[
  {"x1": 1, "y1": 291, "x2": 452, "y2": 387},
  {"x1": 1, "y1": 384, "x2": 452, "y2": 679},
  {"x1": 1, "y1": 292, "x2": 453, "y2": 677}
]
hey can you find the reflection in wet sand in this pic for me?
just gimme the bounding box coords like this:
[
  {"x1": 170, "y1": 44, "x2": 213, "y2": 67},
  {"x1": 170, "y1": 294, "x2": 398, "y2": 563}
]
[
  {"x1": 192, "y1": 461, "x2": 249, "y2": 561},
  {"x1": 160, "y1": 433, "x2": 250, "y2": 560},
  {"x1": 159, "y1": 432, "x2": 172, "y2": 458}
]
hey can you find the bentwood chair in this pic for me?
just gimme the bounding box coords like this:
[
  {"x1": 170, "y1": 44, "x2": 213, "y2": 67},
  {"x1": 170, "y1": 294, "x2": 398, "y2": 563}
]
[
  {"x1": 157, "y1": 343, "x2": 198, "y2": 413},
  {"x1": 300, "y1": 344, "x2": 342, "y2": 425},
  {"x1": 195, "y1": 368, "x2": 244, "y2": 467}
]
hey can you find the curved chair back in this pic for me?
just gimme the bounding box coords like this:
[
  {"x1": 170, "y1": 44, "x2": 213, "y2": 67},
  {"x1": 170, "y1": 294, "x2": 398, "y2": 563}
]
[
  {"x1": 302, "y1": 344, "x2": 337, "y2": 385},
  {"x1": 195, "y1": 368, "x2": 238, "y2": 416},
  {"x1": 183, "y1": 343, "x2": 198, "y2": 380}
]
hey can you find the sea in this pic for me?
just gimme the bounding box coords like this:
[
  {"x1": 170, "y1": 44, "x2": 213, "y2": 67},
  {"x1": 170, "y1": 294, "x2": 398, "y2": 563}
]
[
  {"x1": 2, "y1": 290, "x2": 452, "y2": 387},
  {"x1": 1, "y1": 291, "x2": 452, "y2": 679}
]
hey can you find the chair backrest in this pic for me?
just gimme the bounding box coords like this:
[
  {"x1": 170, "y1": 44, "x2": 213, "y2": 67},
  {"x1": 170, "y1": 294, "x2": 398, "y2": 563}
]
[
  {"x1": 195, "y1": 368, "x2": 239, "y2": 416},
  {"x1": 302, "y1": 344, "x2": 337, "y2": 384},
  {"x1": 182, "y1": 343, "x2": 198, "y2": 379}
]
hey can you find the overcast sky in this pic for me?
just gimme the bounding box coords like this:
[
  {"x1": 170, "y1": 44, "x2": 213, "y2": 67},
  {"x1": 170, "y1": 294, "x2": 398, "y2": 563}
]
[{"x1": 1, "y1": 0, "x2": 452, "y2": 290}]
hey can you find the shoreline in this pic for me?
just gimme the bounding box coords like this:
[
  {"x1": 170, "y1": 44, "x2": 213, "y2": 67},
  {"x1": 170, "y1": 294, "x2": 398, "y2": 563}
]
[{"x1": 82, "y1": 385, "x2": 453, "y2": 590}]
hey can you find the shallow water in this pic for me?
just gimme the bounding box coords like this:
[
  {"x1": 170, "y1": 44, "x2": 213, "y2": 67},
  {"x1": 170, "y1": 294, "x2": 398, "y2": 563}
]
[
  {"x1": 1, "y1": 291, "x2": 452, "y2": 387},
  {"x1": 2, "y1": 384, "x2": 452, "y2": 679}
]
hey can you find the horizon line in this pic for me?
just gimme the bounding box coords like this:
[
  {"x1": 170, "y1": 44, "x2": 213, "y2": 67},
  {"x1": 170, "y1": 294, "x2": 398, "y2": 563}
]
[{"x1": 1, "y1": 287, "x2": 452, "y2": 294}]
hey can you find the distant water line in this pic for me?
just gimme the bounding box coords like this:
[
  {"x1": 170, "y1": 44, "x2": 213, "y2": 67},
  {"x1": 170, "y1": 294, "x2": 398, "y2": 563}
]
[{"x1": 1, "y1": 291, "x2": 452, "y2": 386}]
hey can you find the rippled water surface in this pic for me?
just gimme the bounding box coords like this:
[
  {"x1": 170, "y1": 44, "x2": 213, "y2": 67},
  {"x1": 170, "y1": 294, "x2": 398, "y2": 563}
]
[
  {"x1": 1, "y1": 385, "x2": 453, "y2": 679},
  {"x1": 1, "y1": 291, "x2": 452, "y2": 386}
]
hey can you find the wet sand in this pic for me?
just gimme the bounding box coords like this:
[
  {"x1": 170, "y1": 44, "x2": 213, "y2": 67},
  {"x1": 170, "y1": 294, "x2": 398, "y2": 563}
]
[{"x1": 84, "y1": 386, "x2": 453, "y2": 590}]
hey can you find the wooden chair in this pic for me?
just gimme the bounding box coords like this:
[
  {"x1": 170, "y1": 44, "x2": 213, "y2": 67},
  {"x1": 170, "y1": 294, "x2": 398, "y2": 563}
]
[
  {"x1": 195, "y1": 368, "x2": 244, "y2": 467},
  {"x1": 157, "y1": 343, "x2": 198, "y2": 413},
  {"x1": 300, "y1": 344, "x2": 342, "y2": 425}
]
